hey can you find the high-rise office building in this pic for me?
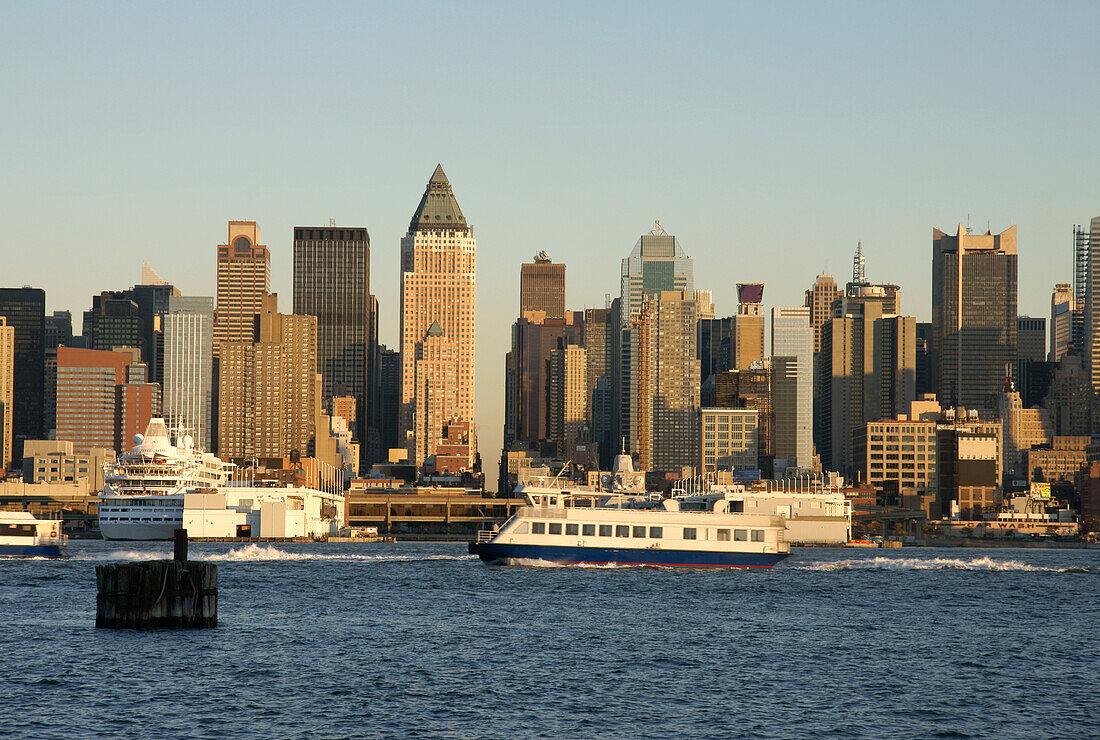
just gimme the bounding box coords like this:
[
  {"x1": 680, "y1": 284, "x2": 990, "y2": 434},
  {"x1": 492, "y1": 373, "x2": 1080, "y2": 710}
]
[
  {"x1": 771, "y1": 306, "x2": 813, "y2": 471},
  {"x1": 916, "y1": 322, "x2": 934, "y2": 398},
  {"x1": 0, "y1": 318, "x2": 13, "y2": 470},
  {"x1": 55, "y1": 346, "x2": 158, "y2": 454},
  {"x1": 619, "y1": 222, "x2": 694, "y2": 327},
  {"x1": 1017, "y1": 317, "x2": 1046, "y2": 363},
  {"x1": 1051, "y1": 283, "x2": 1073, "y2": 363},
  {"x1": 1073, "y1": 224, "x2": 1089, "y2": 356},
  {"x1": 42, "y1": 310, "x2": 76, "y2": 440},
  {"x1": 218, "y1": 294, "x2": 317, "y2": 460},
  {"x1": 505, "y1": 313, "x2": 583, "y2": 448},
  {"x1": 819, "y1": 295, "x2": 916, "y2": 477},
  {"x1": 163, "y1": 296, "x2": 214, "y2": 451},
  {"x1": 83, "y1": 292, "x2": 143, "y2": 355},
  {"x1": 0, "y1": 287, "x2": 45, "y2": 460},
  {"x1": 713, "y1": 367, "x2": 773, "y2": 473},
  {"x1": 618, "y1": 223, "x2": 694, "y2": 456},
  {"x1": 630, "y1": 290, "x2": 700, "y2": 475},
  {"x1": 582, "y1": 307, "x2": 614, "y2": 466},
  {"x1": 45, "y1": 311, "x2": 73, "y2": 349},
  {"x1": 732, "y1": 283, "x2": 765, "y2": 370},
  {"x1": 1085, "y1": 217, "x2": 1100, "y2": 394},
  {"x1": 520, "y1": 253, "x2": 565, "y2": 319},
  {"x1": 805, "y1": 274, "x2": 841, "y2": 353},
  {"x1": 293, "y1": 225, "x2": 372, "y2": 452},
  {"x1": 215, "y1": 221, "x2": 271, "y2": 356},
  {"x1": 373, "y1": 346, "x2": 402, "y2": 456},
  {"x1": 932, "y1": 224, "x2": 1017, "y2": 410},
  {"x1": 400, "y1": 166, "x2": 476, "y2": 465},
  {"x1": 548, "y1": 344, "x2": 588, "y2": 454},
  {"x1": 698, "y1": 317, "x2": 733, "y2": 385}
]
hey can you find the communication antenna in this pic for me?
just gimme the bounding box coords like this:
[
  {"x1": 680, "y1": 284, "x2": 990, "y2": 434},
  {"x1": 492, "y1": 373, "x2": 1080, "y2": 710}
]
[
  {"x1": 329, "y1": 217, "x2": 336, "y2": 227},
  {"x1": 853, "y1": 241, "x2": 866, "y2": 283},
  {"x1": 649, "y1": 219, "x2": 668, "y2": 236},
  {"x1": 966, "y1": 214, "x2": 971, "y2": 235}
]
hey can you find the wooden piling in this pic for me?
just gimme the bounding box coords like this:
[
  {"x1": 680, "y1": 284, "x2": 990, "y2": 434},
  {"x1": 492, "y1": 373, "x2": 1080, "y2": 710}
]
[{"x1": 95, "y1": 559, "x2": 217, "y2": 629}]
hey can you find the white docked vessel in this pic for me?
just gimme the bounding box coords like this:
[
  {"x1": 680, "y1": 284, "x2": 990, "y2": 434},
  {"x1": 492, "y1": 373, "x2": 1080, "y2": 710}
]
[
  {"x1": 0, "y1": 511, "x2": 67, "y2": 558},
  {"x1": 470, "y1": 454, "x2": 790, "y2": 568},
  {"x1": 98, "y1": 419, "x2": 345, "y2": 540}
]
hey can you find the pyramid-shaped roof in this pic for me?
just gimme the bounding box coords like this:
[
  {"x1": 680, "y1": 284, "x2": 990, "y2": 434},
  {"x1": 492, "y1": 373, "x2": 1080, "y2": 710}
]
[
  {"x1": 426, "y1": 320, "x2": 444, "y2": 337},
  {"x1": 408, "y1": 164, "x2": 468, "y2": 233}
]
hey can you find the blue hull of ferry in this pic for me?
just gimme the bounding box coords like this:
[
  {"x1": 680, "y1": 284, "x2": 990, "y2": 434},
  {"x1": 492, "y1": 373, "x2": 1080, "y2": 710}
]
[
  {"x1": 0, "y1": 543, "x2": 65, "y2": 559},
  {"x1": 468, "y1": 542, "x2": 787, "y2": 568}
]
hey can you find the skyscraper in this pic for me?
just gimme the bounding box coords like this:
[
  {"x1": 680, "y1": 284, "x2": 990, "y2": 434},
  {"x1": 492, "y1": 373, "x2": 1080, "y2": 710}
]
[
  {"x1": 1085, "y1": 217, "x2": 1100, "y2": 394},
  {"x1": 0, "y1": 318, "x2": 13, "y2": 470},
  {"x1": 215, "y1": 221, "x2": 271, "y2": 356},
  {"x1": 1017, "y1": 316, "x2": 1046, "y2": 363},
  {"x1": 548, "y1": 344, "x2": 588, "y2": 454},
  {"x1": 400, "y1": 165, "x2": 476, "y2": 466},
  {"x1": 1073, "y1": 224, "x2": 1089, "y2": 355},
  {"x1": 520, "y1": 253, "x2": 565, "y2": 319},
  {"x1": 620, "y1": 222, "x2": 694, "y2": 326},
  {"x1": 819, "y1": 294, "x2": 916, "y2": 477},
  {"x1": 804, "y1": 274, "x2": 841, "y2": 353},
  {"x1": 583, "y1": 307, "x2": 614, "y2": 465},
  {"x1": 1051, "y1": 283, "x2": 1073, "y2": 363},
  {"x1": 771, "y1": 306, "x2": 813, "y2": 471},
  {"x1": 0, "y1": 287, "x2": 45, "y2": 460},
  {"x1": 630, "y1": 290, "x2": 700, "y2": 475},
  {"x1": 932, "y1": 224, "x2": 1017, "y2": 409},
  {"x1": 55, "y1": 346, "x2": 158, "y2": 454},
  {"x1": 618, "y1": 222, "x2": 694, "y2": 455},
  {"x1": 218, "y1": 293, "x2": 317, "y2": 460},
  {"x1": 293, "y1": 225, "x2": 372, "y2": 452},
  {"x1": 732, "y1": 283, "x2": 765, "y2": 370},
  {"x1": 163, "y1": 296, "x2": 214, "y2": 451}
]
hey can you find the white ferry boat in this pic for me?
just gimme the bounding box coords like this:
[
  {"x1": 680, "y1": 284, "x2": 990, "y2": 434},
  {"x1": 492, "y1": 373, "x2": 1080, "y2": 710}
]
[
  {"x1": 98, "y1": 419, "x2": 345, "y2": 540},
  {"x1": 0, "y1": 511, "x2": 67, "y2": 558},
  {"x1": 470, "y1": 455, "x2": 790, "y2": 568}
]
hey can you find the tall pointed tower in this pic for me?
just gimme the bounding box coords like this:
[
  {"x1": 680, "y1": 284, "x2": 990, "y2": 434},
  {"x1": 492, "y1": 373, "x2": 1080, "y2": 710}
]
[{"x1": 400, "y1": 165, "x2": 477, "y2": 466}]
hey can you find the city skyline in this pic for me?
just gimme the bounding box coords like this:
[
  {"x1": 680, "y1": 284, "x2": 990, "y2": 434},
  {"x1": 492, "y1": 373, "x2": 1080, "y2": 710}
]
[{"x1": 3, "y1": 3, "x2": 1099, "y2": 476}]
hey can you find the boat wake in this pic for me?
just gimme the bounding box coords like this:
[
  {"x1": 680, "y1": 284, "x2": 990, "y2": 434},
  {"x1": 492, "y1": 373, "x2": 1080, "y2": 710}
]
[
  {"x1": 74, "y1": 544, "x2": 473, "y2": 564},
  {"x1": 795, "y1": 556, "x2": 1093, "y2": 573}
]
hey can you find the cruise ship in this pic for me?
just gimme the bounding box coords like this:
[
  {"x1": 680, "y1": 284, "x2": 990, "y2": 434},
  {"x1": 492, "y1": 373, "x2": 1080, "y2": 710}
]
[
  {"x1": 470, "y1": 454, "x2": 791, "y2": 568},
  {"x1": 98, "y1": 419, "x2": 345, "y2": 540}
]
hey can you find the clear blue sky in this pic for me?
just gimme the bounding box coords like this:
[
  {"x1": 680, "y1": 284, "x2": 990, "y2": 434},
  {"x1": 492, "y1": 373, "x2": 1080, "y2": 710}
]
[{"x1": 2, "y1": 2, "x2": 1098, "y2": 480}]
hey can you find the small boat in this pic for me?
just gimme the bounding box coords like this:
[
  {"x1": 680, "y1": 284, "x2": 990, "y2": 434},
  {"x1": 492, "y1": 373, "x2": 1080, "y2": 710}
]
[{"x1": 0, "y1": 511, "x2": 67, "y2": 558}]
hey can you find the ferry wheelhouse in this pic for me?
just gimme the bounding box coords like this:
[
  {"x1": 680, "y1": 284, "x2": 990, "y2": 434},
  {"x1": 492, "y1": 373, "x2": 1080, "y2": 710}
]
[{"x1": 0, "y1": 511, "x2": 67, "y2": 558}]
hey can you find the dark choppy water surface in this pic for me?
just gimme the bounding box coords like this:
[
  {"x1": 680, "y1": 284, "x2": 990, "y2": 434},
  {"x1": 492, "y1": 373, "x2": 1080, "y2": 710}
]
[{"x1": 3, "y1": 542, "x2": 1098, "y2": 739}]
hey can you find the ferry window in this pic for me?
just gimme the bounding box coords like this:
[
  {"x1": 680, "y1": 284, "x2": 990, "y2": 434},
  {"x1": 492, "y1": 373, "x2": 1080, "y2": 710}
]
[
  {"x1": 734, "y1": 529, "x2": 747, "y2": 541},
  {"x1": 649, "y1": 527, "x2": 663, "y2": 538},
  {"x1": 548, "y1": 523, "x2": 562, "y2": 535},
  {"x1": 632, "y1": 526, "x2": 646, "y2": 538},
  {"x1": 683, "y1": 527, "x2": 697, "y2": 540},
  {"x1": 600, "y1": 525, "x2": 613, "y2": 537},
  {"x1": 532, "y1": 522, "x2": 545, "y2": 534},
  {"x1": 730, "y1": 501, "x2": 744, "y2": 513},
  {"x1": 716, "y1": 529, "x2": 730, "y2": 541},
  {"x1": 751, "y1": 530, "x2": 764, "y2": 542},
  {"x1": 582, "y1": 524, "x2": 596, "y2": 536},
  {"x1": 549, "y1": 497, "x2": 557, "y2": 505},
  {"x1": 615, "y1": 525, "x2": 629, "y2": 538},
  {"x1": 566, "y1": 523, "x2": 579, "y2": 536}
]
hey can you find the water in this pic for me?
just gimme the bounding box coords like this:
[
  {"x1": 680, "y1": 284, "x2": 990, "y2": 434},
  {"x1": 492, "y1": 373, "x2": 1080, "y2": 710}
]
[{"x1": 3, "y1": 541, "x2": 1098, "y2": 739}]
